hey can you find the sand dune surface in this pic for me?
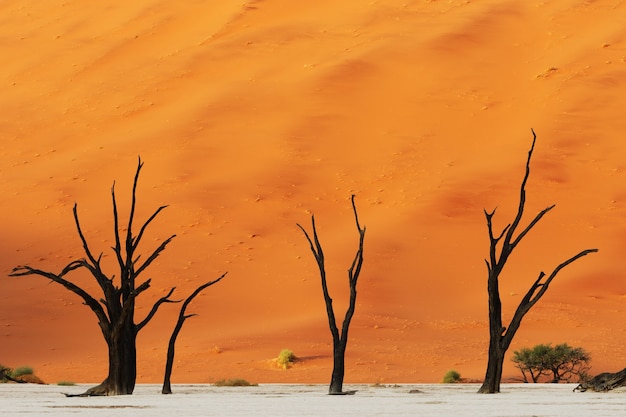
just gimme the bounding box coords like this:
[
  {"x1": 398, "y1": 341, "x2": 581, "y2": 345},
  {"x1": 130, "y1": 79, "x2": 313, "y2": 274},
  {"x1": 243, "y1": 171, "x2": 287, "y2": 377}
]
[{"x1": 2, "y1": 0, "x2": 626, "y2": 385}]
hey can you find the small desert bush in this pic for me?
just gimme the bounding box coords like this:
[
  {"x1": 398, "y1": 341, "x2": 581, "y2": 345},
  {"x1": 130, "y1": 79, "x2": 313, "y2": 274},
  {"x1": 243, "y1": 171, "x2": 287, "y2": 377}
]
[
  {"x1": 213, "y1": 378, "x2": 258, "y2": 387},
  {"x1": 12, "y1": 366, "x2": 34, "y2": 378},
  {"x1": 276, "y1": 349, "x2": 297, "y2": 369},
  {"x1": 57, "y1": 381, "x2": 76, "y2": 386},
  {"x1": 442, "y1": 369, "x2": 461, "y2": 383}
]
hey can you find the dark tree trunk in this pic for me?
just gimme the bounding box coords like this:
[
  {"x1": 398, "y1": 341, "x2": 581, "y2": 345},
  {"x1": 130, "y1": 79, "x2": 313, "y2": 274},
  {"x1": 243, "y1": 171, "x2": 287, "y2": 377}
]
[
  {"x1": 80, "y1": 326, "x2": 137, "y2": 396},
  {"x1": 11, "y1": 158, "x2": 178, "y2": 397},
  {"x1": 298, "y1": 195, "x2": 366, "y2": 395},
  {"x1": 478, "y1": 131, "x2": 597, "y2": 393},
  {"x1": 162, "y1": 274, "x2": 226, "y2": 394},
  {"x1": 107, "y1": 321, "x2": 138, "y2": 395},
  {"x1": 479, "y1": 261, "x2": 504, "y2": 393},
  {"x1": 329, "y1": 342, "x2": 347, "y2": 394},
  {"x1": 479, "y1": 342, "x2": 505, "y2": 393}
]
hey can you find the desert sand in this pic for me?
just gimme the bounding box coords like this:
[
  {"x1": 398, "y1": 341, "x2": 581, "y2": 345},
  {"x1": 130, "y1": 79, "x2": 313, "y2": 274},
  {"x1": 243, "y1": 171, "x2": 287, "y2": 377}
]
[{"x1": 2, "y1": 0, "x2": 626, "y2": 386}]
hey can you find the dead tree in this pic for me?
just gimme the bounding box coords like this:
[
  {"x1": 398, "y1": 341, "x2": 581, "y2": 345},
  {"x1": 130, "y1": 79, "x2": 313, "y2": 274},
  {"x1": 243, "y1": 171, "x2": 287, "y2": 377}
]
[
  {"x1": 162, "y1": 272, "x2": 227, "y2": 394},
  {"x1": 478, "y1": 130, "x2": 598, "y2": 393},
  {"x1": 575, "y1": 367, "x2": 626, "y2": 392},
  {"x1": 10, "y1": 158, "x2": 178, "y2": 396},
  {"x1": 0, "y1": 365, "x2": 25, "y2": 384},
  {"x1": 297, "y1": 195, "x2": 365, "y2": 395}
]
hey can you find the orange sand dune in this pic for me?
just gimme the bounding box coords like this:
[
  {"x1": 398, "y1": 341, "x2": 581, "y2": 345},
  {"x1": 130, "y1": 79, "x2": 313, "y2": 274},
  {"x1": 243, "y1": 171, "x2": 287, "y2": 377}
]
[{"x1": 2, "y1": 0, "x2": 626, "y2": 385}]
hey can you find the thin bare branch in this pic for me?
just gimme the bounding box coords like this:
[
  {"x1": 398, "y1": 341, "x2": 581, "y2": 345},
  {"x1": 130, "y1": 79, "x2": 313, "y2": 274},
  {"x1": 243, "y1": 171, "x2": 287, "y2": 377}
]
[
  {"x1": 73, "y1": 204, "x2": 101, "y2": 271},
  {"x1": 10, "y1": 263, "x2": 111, "y2": 333},
  {"x1": 503, "y1": 129, "x2": 537, "y2": 247},
  {"x1": 133, "y1": 205, "x2": 169, "y2": 251},
  {"x1": 297, "y1": 223, "x2": 317, "y2": 256},
  {"x1": 297, "y1": 216, "x2": 338, "y2": 340},
  {"x1": 179, "y1": 272, "x2": 227, "y2": 314},
  {"x1": 137, "y1": 287, "x2": 178, "y2": 332},
  {"x1": 347, "y1": 195, "x2": 366, "y2": 286},
  {"x1": 528, "y1": 248, "x2": 598, "y2": 305},
  {"x1": 134, "y1": 234, "x2": 176, "y2": 278},
  {"x1": 504, "y1": 252, "x2": 599, "y2": 353},
  {"x1": 126, "y1": 157, "x2": 144, "y2": 257},
  {"x1": 342, "y1": 196, "x2": 366, "y2": 343},
  {"x1": 510, "y1": 205, "x2": 555, "y2": 250},
  {"x1": 110, "y1": 182, "x2": 125, "y2": 273},
  {"x1": 350, "y1": 194, "x2": 362, "y2": 232}
]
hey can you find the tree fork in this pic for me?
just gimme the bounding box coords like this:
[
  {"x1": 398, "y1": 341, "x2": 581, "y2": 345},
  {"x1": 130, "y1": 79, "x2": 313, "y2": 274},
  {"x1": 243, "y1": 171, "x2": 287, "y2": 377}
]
[
  {"x1": 298, "y1": 195, "x2": 366, "y2": 395},
  {"x1": 478, "y1": 130, "x2": 597, "y2": 393}
]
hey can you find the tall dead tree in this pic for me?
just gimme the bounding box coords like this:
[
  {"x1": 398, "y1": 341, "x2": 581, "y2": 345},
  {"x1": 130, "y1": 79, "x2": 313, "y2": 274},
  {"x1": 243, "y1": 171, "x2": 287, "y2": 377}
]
[
  {"x1": 10, "y1": 158, "x2": 179, "y2": 396},
  {"x1": 162, "y1": 272, "x2": 227, "y2": 394},
  {"x1": 478, "y1": 130, "x2": 597, "y2": 393},
  {"x1": 297, "y1": 195, "x2": 365, "y2": 395}
]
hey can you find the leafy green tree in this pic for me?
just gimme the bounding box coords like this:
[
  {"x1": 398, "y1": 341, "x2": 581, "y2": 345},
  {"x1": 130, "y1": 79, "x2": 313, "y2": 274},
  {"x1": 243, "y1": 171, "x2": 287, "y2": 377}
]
[
  {"x1": 512, "y1": 345, "x2": 550, "y2": 382},
  {"x1": 512, "y1": 343, "x2": 591, "y2": 383}
]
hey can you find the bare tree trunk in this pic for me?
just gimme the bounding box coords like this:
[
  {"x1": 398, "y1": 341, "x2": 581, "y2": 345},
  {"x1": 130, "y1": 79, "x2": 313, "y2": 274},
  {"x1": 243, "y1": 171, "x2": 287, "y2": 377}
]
[
  {"x1": 11, "y1": 158, "x2": 178, "y2": 397},
  {"x1": 298, "y1": 195, "x2": 366, "y2": 395},
  {"x1": 478, "y1": 130, "x2": 597, "y2": 393},
  {"x1": 329, "y1": 343, "x2": 347, "y2": 394},
  {"x1": 479, "y1": 343, "x2": 505, "y2": 393},
  {"x1": 162, "y1": 273, "x2": 226, "y2": 394},
  {"x1": 108, "y1": 321, "x2": 138, "y2": 395},
  {"x1": 479, "y1": 265, "x2": 505, "y2": 393}
]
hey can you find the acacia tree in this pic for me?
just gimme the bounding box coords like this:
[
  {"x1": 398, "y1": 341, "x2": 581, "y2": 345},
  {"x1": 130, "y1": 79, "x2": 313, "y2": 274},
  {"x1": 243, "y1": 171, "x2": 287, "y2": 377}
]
[
  {"x1": 512, "y1": 343, "x2": 590, "y2": 383},
  {"x1": 545, "y1": 344, "x2": 591, "y2": 383},
  {"x1": 511, "y1": 344, "x2": 546, "y2": 383},
  {"x1": 478, "y1": 130, "x2": 598, "y2": 393},
  {"x1": 10, "y1": 158, "x2": 180, "y2": 396},
  {"x1": 297, "y1": 195, "x2": 365, "y2": 395}
]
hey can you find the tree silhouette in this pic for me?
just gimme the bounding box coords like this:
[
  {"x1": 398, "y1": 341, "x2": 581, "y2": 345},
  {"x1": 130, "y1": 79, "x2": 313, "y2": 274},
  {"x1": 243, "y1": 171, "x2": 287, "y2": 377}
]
[
  {"x1": 10, "y1": 158, "x2": 179, "y2": 396},
  {"x1": 162, "y1": 273, "x2": 226, "y2": 394},
  {"x1": 478, "y1": 130, "x2": 597, "y2": 393},
  {"x1": 297, "y1": 195, "x2": 365, "y2": 395}
]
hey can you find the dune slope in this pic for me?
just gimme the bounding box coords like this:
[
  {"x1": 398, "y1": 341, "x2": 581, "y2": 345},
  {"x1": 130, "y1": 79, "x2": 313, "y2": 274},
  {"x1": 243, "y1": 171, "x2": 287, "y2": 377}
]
[{"x1": 2, "y1": 0, "x2": 626, "y2": 384}]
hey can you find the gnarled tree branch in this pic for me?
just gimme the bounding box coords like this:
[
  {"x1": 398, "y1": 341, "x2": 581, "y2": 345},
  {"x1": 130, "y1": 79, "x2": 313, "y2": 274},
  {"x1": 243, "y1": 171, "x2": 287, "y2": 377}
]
[{"x1": 137, "y1": 287, "x2": 178, "y2": 332}]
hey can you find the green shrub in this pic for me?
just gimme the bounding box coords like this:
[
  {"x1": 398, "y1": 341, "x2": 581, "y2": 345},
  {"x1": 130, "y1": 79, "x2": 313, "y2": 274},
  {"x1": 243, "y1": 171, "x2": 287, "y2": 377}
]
[
  {"x1": 276, "y1": 349, "x2": 297, "y2": 369},
  {"x1": 12, "y1": 366, "x2": 34, "y2": 378},
  {"x1": 57, "y1": 381, "x2": 76, "y2": 386},
  {"x1": 213, "y1": 378, "x2": 257, "y2": 387},
  {"x1": 442, "y1": 369, "x2": 461, "y2": 383}
]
